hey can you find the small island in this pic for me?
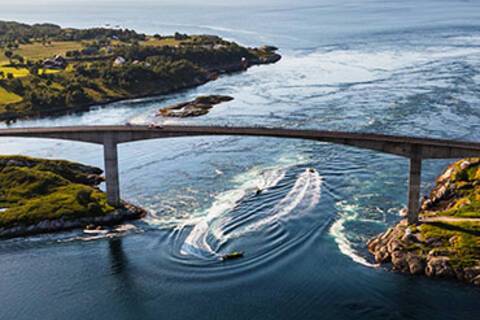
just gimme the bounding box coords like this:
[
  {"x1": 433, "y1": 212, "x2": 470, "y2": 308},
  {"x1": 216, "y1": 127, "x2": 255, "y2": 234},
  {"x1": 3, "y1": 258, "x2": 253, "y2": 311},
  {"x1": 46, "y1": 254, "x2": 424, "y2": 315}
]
[
  {"x1": 157, "y1": 95, "x2": 234, "y2": 117},
  {"x1": 0, "y1": 155, "x2": 145, "y2": 238},
  {"x1": 368, "y1": 158, "x2": 480, "y2": 286},
  {"x1": 0, "y1": 21, "x2": 281, "y2": 122}
]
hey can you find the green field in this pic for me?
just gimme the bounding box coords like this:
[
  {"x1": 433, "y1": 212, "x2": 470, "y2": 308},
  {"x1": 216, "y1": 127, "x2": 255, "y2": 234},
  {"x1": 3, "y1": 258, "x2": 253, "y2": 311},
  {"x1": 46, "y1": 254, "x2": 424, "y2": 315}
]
[
  {"x1": 0, "y1": 86, "x2": 22, "y2": 104},
  {"x1": 0, "y1": 66, "x2": 30, "y2": 78},
  {"x1": 0, "y1": 41, "x2": 84, "y2": 65},
  {"x1": 140, "y1": 37, "x2": 183, "y2": 47}
]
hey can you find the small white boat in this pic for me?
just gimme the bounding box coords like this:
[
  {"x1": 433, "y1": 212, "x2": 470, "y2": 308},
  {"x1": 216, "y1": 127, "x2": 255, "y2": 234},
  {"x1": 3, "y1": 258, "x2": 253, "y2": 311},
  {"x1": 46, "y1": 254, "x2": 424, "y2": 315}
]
[{"x1": 83, "y1": 228, "x2": 109, "y2": 235}]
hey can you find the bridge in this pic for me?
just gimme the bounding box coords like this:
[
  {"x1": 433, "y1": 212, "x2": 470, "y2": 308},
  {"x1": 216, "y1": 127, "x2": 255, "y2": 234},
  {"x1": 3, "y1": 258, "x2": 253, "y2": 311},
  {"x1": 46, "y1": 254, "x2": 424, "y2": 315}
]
[{"x1": 2, "y1": 125, "x2": 480, "y2": 224}]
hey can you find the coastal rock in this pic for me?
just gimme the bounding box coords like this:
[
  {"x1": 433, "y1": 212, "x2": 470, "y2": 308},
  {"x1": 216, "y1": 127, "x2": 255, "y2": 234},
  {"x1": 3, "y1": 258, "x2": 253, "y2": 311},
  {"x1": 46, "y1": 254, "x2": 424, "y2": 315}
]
[
  {"x1": 425, "y1": 257, "x2": 453, "y2": 278},
  {"x1": 391, "y1": 251, "x2": 408, "y2": 272},
  {"x1": 387, "y1": 239, "x2": 404, "y2": 253},
  {"x1": 472, "y1": 275, "x2": 480, "y2": 286},
  {"x1": 367, "y1": 238, "x2": 379, "y2": 252},
  {"x1": 157, "y1": 95, "x2": 234, "y2": 118},
  {"x1": 407, "y1": 255, "x2": 426, "y2": 275},
  {"x1": 374, "y1": 246, "x2": 390, "y2": 263},
  {"x1": 0, "y1": 204, "x2": 147, "y2": 240},
  {"x1": 463, "y1": 266, "x2": 480, "y2": 282}
]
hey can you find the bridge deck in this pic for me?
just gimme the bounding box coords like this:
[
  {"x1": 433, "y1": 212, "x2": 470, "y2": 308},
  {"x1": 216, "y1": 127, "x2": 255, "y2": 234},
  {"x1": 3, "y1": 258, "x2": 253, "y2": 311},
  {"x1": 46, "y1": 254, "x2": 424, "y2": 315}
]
[{"x1": 0, "y1": 125, "x2": 479, "y2": 159}]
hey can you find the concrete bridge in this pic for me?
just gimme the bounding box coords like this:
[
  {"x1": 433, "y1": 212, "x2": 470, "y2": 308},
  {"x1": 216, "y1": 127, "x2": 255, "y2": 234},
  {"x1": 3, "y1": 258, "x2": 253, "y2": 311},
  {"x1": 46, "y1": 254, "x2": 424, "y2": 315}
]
[{"x1": 2, "y1": 125, "x2": 480, "y2": 224}]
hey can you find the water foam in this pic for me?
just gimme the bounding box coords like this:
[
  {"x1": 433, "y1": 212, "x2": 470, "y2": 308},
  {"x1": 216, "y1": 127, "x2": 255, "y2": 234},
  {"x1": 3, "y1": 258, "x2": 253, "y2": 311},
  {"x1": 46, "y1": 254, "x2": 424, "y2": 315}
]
[
  {"x1": 179, "y1": 165, "x2": 290, "y2": 258},
  {"x1": 233, "y1": 168, "x2": 322, "y2": 237},
  {"x1": 329, "y1": 201, "x2": 380, "y2": 268}
]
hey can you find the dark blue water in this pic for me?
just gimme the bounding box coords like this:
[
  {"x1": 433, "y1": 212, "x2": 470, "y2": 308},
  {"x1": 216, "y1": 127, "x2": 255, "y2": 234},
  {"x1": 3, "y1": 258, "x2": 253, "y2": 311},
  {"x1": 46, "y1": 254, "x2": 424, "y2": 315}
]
[{"x1": 1, "y1": 1, "x2": 480, "y2": 319}]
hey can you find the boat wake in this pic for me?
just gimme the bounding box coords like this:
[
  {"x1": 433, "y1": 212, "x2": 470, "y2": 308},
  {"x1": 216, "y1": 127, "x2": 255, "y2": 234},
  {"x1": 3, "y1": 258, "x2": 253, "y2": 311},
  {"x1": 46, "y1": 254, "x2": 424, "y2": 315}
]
[
  {"x1": 231, "y1": 168, "x2": 322, "y2": 237},
  {"x1": 179, "y1": 166, "x2": 288, "y2": 259},
  {"x1": 179, "y1": 167, "x2": 322, "y2": 260}
]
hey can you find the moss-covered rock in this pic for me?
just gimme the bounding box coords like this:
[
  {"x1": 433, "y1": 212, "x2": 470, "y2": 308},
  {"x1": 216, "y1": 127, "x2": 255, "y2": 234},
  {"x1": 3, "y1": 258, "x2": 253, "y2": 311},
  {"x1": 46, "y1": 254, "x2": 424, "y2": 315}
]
[
  {"x1": 368, "y1": 158, "x2": 480, "y2": 286},
  {"x1": 423, "y1": 158, "x2": 480, "y2": 218},
  {"x1": 0, "y1": 155, "x2": 144, "y2": 237}
]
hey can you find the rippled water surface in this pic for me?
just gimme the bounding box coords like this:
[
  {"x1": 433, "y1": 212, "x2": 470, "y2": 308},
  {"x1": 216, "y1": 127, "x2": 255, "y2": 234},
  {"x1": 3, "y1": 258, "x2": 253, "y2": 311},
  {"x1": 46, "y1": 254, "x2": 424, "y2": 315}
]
[{"x1": 2, "y1": 1, "x2": 480, "y2": 319}]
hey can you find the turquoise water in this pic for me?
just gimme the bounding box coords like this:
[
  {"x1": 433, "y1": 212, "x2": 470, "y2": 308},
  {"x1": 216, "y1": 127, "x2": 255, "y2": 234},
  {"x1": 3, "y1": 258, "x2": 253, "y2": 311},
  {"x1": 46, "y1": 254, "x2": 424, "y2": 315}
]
[{"x1": 1, "y1": 1, "x2": 480, "y2": 319}]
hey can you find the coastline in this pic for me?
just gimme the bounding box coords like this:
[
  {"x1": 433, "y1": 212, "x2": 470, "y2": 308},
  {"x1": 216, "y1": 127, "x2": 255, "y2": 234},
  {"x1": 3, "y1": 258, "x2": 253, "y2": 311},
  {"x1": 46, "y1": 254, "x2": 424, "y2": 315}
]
[
  {"x1": 1, "y1": 53, "x2": 281, "y2": 123},
  {"x1": 0, "y1": 202, "x2": 146, "y2": 239}
]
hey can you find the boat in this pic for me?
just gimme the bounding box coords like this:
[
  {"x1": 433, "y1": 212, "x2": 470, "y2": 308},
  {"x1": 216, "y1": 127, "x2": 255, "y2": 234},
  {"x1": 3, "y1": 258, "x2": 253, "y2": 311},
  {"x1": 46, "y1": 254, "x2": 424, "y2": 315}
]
[
  {"x1": 83, "y1": 225, "x2": 109, "y2": 235},
  {"x1": 221, "y1": 251, "x2": 244, "y2": 261},
  {"x1": 83, "y1": 229, "x2": 109, "y2": 235}
]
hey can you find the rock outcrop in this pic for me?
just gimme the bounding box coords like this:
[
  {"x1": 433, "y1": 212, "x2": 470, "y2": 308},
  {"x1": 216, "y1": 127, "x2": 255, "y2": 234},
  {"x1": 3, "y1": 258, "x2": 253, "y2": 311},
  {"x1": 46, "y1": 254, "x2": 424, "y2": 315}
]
[
  {"x1": 368, "y1": 158, "x2": 480, "y2": 286},
  {"x1": 0, "y1": 155, "x2": 147, "y2": 239},
  {"x1": 157, "y1": 95, "x2": 234, "y2": 118}
]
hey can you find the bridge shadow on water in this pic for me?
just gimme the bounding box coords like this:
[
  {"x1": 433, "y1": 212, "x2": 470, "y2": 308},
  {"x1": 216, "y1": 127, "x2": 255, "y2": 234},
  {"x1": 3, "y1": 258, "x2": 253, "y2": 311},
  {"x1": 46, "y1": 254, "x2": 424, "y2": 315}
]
[{"x1": 108, "y1": 238, "x2": 128, "y2": 274}]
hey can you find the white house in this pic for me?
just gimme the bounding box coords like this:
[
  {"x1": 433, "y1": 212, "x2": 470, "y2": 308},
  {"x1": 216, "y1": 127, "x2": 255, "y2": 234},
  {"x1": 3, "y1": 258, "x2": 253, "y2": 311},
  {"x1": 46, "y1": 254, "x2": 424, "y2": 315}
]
[{"x1": 113, "y1": 56, "x2": 126, "y2": 66}]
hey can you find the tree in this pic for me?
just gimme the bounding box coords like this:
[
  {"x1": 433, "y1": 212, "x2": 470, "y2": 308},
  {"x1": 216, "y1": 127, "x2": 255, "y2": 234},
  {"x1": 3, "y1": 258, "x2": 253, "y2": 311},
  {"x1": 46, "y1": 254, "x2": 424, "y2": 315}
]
[
  {"x1": 4, "y1": 50, "x2": 13, "y2": 63},
  {"x1": 12, "y1": 54, "x2": 24, "y2": 65},
  {"x1": 0, "y1": 71, "x2": 4, "y2": 79}
]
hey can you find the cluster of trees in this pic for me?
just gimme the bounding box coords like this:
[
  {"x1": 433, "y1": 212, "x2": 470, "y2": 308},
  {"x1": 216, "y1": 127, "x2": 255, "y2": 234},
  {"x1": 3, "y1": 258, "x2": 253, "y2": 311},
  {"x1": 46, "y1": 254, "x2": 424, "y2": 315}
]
[
  {"x1": 112, "y1": 39, "x2": 254, "y2": 70},
  {"x1": 74, "y1": 57, "x2": 204, "y2": 90},
  {"x1": 3, "y1": 50, "x2": 25, "y2": 65},
  {"x1": 0, "y1": 22, "x2": 61, "y2": 45},
  {"x1": 0, "y1": 21, "x2": 146, "y2": 47},
  {"x1": 1, "y1": 72, "x2": 91, "y2": 112},
  {"x1": 23, "y1": 81, "x2": 91, "y2": 111}
]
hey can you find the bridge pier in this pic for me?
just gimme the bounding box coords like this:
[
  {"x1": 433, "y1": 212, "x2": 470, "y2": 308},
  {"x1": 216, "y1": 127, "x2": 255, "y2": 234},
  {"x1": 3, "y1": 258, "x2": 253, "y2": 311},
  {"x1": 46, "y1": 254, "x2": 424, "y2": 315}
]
[
  {"x1": 103, "y1": 137, "x2": 121, "y2": 208},
  {"x1": 407, "y1": 151, "x2": 422, "y2": 224}
]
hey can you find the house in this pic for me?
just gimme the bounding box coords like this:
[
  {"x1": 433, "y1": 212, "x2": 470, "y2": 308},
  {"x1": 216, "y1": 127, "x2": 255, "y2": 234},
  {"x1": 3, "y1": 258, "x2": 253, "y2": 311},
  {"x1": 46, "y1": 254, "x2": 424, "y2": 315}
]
[
  {"x1": 42, "y1": 55, "x2": 67, "y2": 69},
  {"x1": 113, "y1": 56, "x2": 126, "y2": 66}
]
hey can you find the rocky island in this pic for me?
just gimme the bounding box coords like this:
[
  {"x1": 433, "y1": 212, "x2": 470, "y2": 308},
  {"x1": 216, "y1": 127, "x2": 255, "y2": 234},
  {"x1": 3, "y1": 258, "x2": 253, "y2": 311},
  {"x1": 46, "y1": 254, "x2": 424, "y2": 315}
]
[
  {"x1": 0, "y1": 21, "x2": 281, "y2": 122},
  {"x1": 368, "y1": 158, "x2": 480, "y2": 286},
  {"x1": 0, "y1": 155, "x2": 145, "y2": 238},
  {"x1": 157, "y1": 95, "x2": 233, "y2": 117}
]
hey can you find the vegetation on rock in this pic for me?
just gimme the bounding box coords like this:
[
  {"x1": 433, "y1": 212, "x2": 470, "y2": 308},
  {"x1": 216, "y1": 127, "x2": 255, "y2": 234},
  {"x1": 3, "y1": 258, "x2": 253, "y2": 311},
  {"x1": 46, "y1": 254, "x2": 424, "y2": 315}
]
[
  {"x1": 368, "y1": 158, "x2": 480, "y2": 286},
  {"x1": 0, "y1": 155, "x2": 112, "y2": 229}
]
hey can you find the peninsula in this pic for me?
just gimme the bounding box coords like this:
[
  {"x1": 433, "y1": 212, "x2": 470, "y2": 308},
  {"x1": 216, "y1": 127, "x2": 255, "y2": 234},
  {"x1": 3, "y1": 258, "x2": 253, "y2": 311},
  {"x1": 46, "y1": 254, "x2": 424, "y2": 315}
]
[
  {"x1": 0, "y1": 21, "x2": 281, "y2": 121},
  {"x1": 368, "y1": 158, "x2": 480, "y2": 286},
  {"x1": 0, "y1": 155, "x2": 145, "y2": 238}
]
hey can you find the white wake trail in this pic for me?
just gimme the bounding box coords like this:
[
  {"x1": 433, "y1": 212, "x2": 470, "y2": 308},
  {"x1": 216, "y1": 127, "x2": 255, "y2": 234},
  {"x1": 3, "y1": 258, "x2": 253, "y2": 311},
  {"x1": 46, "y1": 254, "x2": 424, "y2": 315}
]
[
  {"x1": 232, "y1": 169, "x2": 322, "y2": 237},
  {"x1": 180, "y1": 166, "x2": 288, "y2": 258}
]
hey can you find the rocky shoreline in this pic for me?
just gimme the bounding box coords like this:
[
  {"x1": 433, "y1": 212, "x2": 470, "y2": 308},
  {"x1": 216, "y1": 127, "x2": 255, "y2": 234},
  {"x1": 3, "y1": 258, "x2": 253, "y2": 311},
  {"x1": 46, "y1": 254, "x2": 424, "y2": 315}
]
[
  {"x1": 0, "y1": 155, "x2": 148, "y2": 240},
  {"x1": 367, "y1": 220, "x2": 480, "y2": 286},
  {"x1": 0, "y1": 202, "x2": 146, "y2": 239},
  {"x1": 367, "y1": 158, "x2": 480, "y2": 286},
  {"x1": 157, "y1": 95, "x2": 234, "y2": 118}
]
